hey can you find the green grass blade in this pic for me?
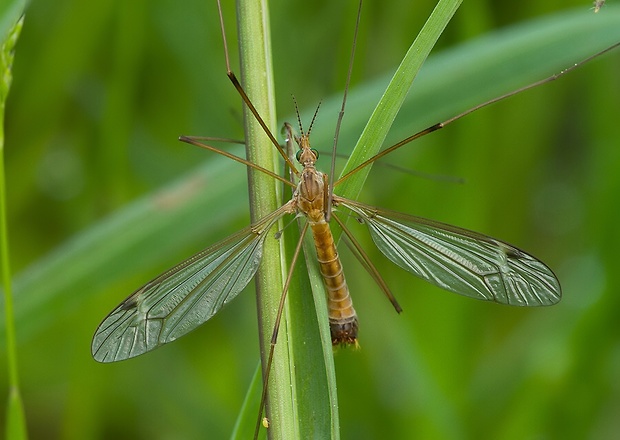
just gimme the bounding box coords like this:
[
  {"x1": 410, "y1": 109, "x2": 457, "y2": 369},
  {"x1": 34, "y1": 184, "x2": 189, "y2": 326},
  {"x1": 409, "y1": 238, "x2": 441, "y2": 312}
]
[
  {"x1": 1, "y1": 14, "x2": 28, "y2": 440},
  {"x1": 0, "y1": 0, "x2": 25, "y2": 44},
  {"x1": 236, "y1": 0, "x2": 307, "y2": 438},
  {"x1": 231, "y1": 362, "x2": 266, "y2": 440},
  {"x1": 335, "y1": 0, "x2": 463, "y2": 202},
  {"x1": 315, "y1": 7, "x2": 620, "y2": 169},
  {"x1": 286, "y1": 222, "x2": 336, "y2": 439},
  {"x1": 236, "y1": 1, "x2": 295, "y2": 436},
  {"x1": 236, "y1": 0, "x2": 339, "y2": 433}
]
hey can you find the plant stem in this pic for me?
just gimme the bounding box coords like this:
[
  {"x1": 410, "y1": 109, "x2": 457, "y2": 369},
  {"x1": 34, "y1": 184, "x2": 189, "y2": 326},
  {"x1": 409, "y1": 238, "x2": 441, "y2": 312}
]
[
  {"x1": 1, "y1": 16, "x2": 28, "y2": 440},
  {"x1": 236, "y1": 0, "x2": 298, "y2": 438}
]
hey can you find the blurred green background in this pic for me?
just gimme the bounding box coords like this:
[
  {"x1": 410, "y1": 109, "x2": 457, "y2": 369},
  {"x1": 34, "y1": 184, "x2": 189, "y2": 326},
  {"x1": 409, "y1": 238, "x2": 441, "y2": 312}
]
[{"x1": 2, "y1": 0, "x2": 620, "y2": 438}]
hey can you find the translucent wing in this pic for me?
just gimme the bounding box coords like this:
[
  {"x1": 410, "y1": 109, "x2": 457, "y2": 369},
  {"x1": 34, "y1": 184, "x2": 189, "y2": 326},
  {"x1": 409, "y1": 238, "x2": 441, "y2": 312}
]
[
  {"x1": 91, "y1": 203, "x2": 293, "y2": 363},
  {"x1": 337, "y1": 197, "x2": 561, "y2": 306}
]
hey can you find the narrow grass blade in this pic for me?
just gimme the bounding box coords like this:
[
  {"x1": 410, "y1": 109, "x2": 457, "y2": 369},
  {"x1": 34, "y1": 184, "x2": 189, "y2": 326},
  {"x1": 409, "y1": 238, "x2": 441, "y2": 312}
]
[
  {"x1": 336, "y1": 0, "x2": 463, "y2": 202},
  {"x1": 1, "y1": 14, "x2": 28, "y2": 440}
]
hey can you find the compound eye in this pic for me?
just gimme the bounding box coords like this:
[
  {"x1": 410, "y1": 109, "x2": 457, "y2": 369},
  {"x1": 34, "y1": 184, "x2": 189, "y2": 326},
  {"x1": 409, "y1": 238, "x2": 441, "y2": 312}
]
[
  {"x1": 295, "y1": 149, "x2": 302, "y2": 162},
  {"x1": 311, "y1": 149, "x2": 319, "y2": 159}
]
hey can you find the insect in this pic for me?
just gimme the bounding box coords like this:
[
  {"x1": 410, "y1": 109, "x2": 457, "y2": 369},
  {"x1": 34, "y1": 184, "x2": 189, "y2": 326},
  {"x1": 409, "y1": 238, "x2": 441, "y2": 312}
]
[{"x1": 91, "y1": 0, "x2": 619, "y2": 437}]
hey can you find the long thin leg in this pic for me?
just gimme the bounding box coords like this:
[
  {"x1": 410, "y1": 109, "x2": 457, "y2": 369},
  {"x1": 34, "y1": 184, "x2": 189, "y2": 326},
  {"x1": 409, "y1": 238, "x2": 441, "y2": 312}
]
[
  {"x1": 216, "y1": 0, "x2": 299, "y2": 175},
  {"x1": 332, "y1": 213, "x2": 402, "y2": 313},
  {"x1": 334, "y1": 40, "x2": 620, "y2": 187},
  {"x1": 326, "y1": 0, "x2": 363, "y2": 221},
  {"x1": 179, "y1": 135, "x2": 295, "y2": 188}
]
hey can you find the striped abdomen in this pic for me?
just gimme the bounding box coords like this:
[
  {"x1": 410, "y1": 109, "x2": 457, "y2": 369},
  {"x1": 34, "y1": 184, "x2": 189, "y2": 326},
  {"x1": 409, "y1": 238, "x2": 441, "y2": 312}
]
[{"x1": 310, "y1": 220, "x2": 358, "y2": 345}]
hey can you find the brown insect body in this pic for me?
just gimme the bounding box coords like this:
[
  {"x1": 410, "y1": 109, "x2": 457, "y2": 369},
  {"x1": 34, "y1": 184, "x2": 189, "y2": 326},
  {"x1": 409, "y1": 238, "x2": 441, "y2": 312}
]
[{"x1": 293, "y1": 133, "x2": 358, "y2": 345}]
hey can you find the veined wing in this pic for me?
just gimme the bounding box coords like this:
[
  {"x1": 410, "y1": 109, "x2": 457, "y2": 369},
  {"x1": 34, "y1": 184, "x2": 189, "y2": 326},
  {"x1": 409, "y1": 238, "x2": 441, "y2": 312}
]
[
  {"x1": 336, "y1": 197, "x2": 561, "y2": 306},
  {"x1": 92, "y1": 202, "x2": 293, "y2": 363}
]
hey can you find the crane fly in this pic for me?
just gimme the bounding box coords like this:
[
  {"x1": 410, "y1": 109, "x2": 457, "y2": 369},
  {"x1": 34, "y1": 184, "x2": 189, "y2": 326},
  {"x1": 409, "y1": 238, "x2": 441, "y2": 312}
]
[{"x1": 91, "y1": 0, "x2": 619, "y2": 435}]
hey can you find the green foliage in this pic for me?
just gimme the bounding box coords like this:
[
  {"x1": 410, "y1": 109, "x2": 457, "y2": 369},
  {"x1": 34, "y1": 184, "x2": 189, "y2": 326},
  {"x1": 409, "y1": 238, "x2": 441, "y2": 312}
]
[
  {"x1": 1, "y1": 0, "x2": 620, "y2": 438},
  {"x1": 1, "y1": 12, "x2": 28, "y2": 440}
]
